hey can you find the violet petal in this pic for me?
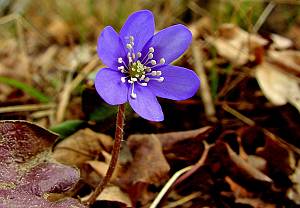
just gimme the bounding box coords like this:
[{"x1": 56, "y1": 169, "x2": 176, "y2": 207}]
[
  {"x1": 95, "y1": 68, "x2": 129, "y2": 105},
  {"x1": 128, "y1": 85, "x2": 163, "y2": 121},
  {"x1": 142, "y1": 24, "x2": 192, "y2": 65},
  {"x1": 120, "y1": 10, "x2": 155, "y2": 54},
  {"x1": 148, "y1": 65, "x2": 200, "y2": 100},
  {"x1": 97, "y1": 26, "x2": 126, "y2": 69}
]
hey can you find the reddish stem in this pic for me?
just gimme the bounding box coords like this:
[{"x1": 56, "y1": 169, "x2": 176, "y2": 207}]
[{"x1": 85, "y1": 104, "x2": 125, "y2": 206}]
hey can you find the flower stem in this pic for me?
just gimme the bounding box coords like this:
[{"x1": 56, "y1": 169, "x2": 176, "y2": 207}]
[{"x1": 85, "y1": 104, "x2": 125, "y2": 206}]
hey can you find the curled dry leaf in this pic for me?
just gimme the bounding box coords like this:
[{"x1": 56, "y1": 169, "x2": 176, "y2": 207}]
[
  {"x1": 53, "y1": 128, "x2": 113, "y2": 168},
  {"x1": 255, "y1": 61, "x2": 300, "y2": 112},
  {"x1": 207, "y1": 24, "x2": 268, "y2": 66},
  {"x1": 210, "y1": 142, "x2": 272, "y2": 191},
  {"x1": 117, "y1": 134, "x2": 170, "y2": 206},
  {"x1": 81, "y1": 185, "x2": 132, "y2": 208},
  {"x1": 268, "y1": 50, "x2": 300, "y2": 77},
  {"x1": 0, "y1": 120, "x2": 85, "y2": 208},
  {"x1": 119, "y1": 134, "x2": 170, "y2": 185},
  {"x1": 270, "y1": 34, "x2": 293, "y2": 50},
  {"x1": 96, "y1": 186, "x2": 132, "y2": 207},
  {"x1": 156, "y1": 126, "x2": 215, "y2": 166}
]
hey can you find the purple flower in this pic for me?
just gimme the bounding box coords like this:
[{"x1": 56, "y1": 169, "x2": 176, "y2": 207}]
[{"x1": 95, "y1": 10, "x2": 200, "y2": 121}]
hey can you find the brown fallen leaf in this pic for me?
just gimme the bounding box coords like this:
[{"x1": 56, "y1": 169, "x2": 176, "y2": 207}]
[
  {"x1": 53, "y1": 128, "x2": 113, "y2": 168},
  {"x1": 255, "y1": 61, "x2": 300, "y2": 112},
  {"x1": 270, "y1": 34, "x2": 293, "y2": 50},
  {"x1": 119, "y1": 134, "x2": 170, "y2": 185},
  {"x1": 81, "y1": 185, "x2": 132, "y2": 208},
  {"x1": 117, "y1": 134, "x2": 170, "y2": 206},
  {"x1": 207, "y1": 24, "x2": 268, "y2": 66},
  {"x1": 268, "y1": 50, "x2": 300, "y2": 77},
  {"x1": 156, "y1": 126, "x2": 215, "y2": 166},
  {"x1": 210, "y1": 142, "x2": 272, "y2": 191}
]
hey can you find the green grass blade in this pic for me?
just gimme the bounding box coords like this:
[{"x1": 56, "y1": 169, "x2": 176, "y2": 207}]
[{"x1": 0, "y1": 76, "x2": 50, "y2": 103}]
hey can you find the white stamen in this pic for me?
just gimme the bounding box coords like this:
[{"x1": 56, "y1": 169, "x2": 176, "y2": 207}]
[
  {"x1": 156, "y1": 71, "x2": 162, "y2": 76},
  {"x1": 148, "y1": 53, "x2": 153, "y2": 59},
  {"x1": 151, "y1": 71, "x2": 157, "y2": 76},
  {"x1": 129, "y1": 36, "x2": 134, "y2": 42},
  {"x1": 151, "y1": 60, "x2": 157, "y2": 65},
  {"x1": 121, "y1": 77, "x2": 126, "y2": 83},
  {"x1": 160, "y1": 58, "x2": 166, "y2": 64},
  {"x1": 140, "y1": 75, "x2": 145, "y2": 80},
  {"x1": 118, "y1": 57, "x2": 123, "y2": 63},
  {"x1": 144, "y1": 77, "x2": 150, "y2": 82},
  {"x1": 137, "y1": 52, "x2": 142, "y2": 58},
  {"x1": 139, "y1": 82, "x2": 148, "y2": 86},
  {"x1": 158, "y1": 77, "x2": 164, "y2": 82},
  {"x1": 131, "y1": 78, "x2": 138, "y2": 82},
  {"x1": 128, "y1": 57, "x2": 133, "y2": 63},
  {"x1": 132, "y1": 53, "x2": 136, "y2": 59},
  {"x1": 149, "y1": 47, "x2": 154, "y2": 53},
  {"x1": 135, "y1": 74, "x2": 140, "y2": 78},
  {"x1": 131, "y1": 93, "x2": 137, "y2": 99},
  {"x1": 131, "y1": 83, "x2": 137, "y2": 99},
  {"x1": 146, "y1": 67, "x2": 151, "y2": 72},
  {"x1": 118, "y1": 66, "x2": 125, "y2": 70},
  {"x1": 126, "y1": 44, "x2": 132, "y2": 49},
  {"x1": 128, "y1": 80, "x2": 133, "y2": 84}
]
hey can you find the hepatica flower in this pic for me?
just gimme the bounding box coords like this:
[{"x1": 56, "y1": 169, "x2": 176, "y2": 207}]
[{"x1": 95, "y1": 10, "x2": 200, "y2": 121}]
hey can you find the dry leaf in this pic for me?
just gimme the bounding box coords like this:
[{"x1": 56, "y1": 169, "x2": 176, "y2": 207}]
[
  {"x1": 118, "y1": 134, "x2": 170, "y2": 206},
  {"x1": 255, "y1": 61, "x2": 300, "y2": 112},
  {"x1": 96, "y1": 186, "x2": 132, "y2": 207},
  {"x1": 119, "y1": 134, "x2": 170, "y2": 186},
  {"x1": 207, "y1": 24, "x2": 268, "y2": 65},
  {"x1": 270, "y1": 34, "x2": 293, "y2": 50},
  {"x1": 268, "y1": 50, "x2": 300, "y2": 76},
  {"x1": 155, "y1": 126, "x2": 215, "y2": 167},
  {"x1": 53, "y1": 128, "x2": 113, "y2": 168}
]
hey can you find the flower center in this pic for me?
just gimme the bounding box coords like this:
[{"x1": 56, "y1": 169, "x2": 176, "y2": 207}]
[{"x1": 117, "y1": 36, "x2": 166, "y2": 99}]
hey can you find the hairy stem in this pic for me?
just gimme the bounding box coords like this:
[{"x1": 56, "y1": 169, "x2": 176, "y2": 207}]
[{"x1": 85, "y1": 104, "x2": 125, "y2": 206}]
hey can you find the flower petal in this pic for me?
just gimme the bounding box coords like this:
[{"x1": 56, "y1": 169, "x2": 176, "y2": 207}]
[
  {"x1": 148, "y1": 65, "x2": 200, "y2": 100},
  {"x1": 97, "y1": 26, "x2": 126, "y2": 69},
  {"x1": 120, "y1": 10, "x2": 155, "y2": 53},
  {"x1": 128, "y1": 85, "x2": 164, "y2": 121},
  {"x1": 95, "y1": 68, "x2": 128, "y2": 105},
  {"x1": 142, "y1": 24, "x2": 192, "y2": 64}
]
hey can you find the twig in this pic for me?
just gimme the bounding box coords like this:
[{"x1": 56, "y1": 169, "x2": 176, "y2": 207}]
[
  {"x1": 85, "y1": 104, "x2": 125, "y2": 206},
  {"x1": 162, "y1": 192, "x2": 201, "y2": 208},
  {"x1": 173, "y1": 141, "x2": 211, "y2": 186},
  {"x1": 222, "y1": 103, "x2": 255, "y2": 126},
  {"x1": 55, "y1": 55, "x2": 99, "y2": 123},
  {"x1": 222, "y1": 103, "x2": 300, "y2": 155},
  {"x1": 192, "y1": 42, "x2": 217, "y2": 122},
  {"x1": 149, "y1": 165, "x2": 193, "y2": 208},
  {"x1": 0, "y1": 103, "x2": 55, "y2": 114},
  {"x1": 150, "y1": 141, "x2": 211, "y2": 208},
  {"x1": 253, "y1": 2, "x2": 276, "y2": 33}
]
